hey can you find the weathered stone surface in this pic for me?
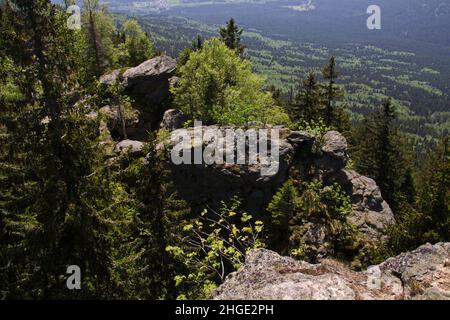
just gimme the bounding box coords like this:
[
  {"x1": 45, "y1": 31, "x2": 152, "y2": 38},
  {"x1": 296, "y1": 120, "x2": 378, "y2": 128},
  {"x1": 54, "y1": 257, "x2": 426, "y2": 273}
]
[
  {"x1": 212, "y1": 243, "x2": 450, "y2": 300},
  {"x1": 122, "y1": 55, "x2": 176, "y2": 115},
  {"x1": 122, "y1": 55, "x2": 176, "y2": 88},
  {"x1": 314, "y1": 130, "x2": 348, "y2": 174},
  {"x1": 328, "y1": 170, "x2": 395, "y2": 241},
  {"x1": 158, "y1": 126, "x2": 294, "y2": 214},
  {"x1": 100, "y1": 55, "x2": 177, "y2": 135},
  {"x1": 100, "y1": 69, "x2": 121, "y2": 86},
  {"x1": 114, "y1": 139, "x2": 144, "y2": 157},
  {"x1": 168, "y1": 76, "x2": 179, "y2": 87},
  {"x1": 99, "y1": 105, "x2": 147, "y2": 141},
  {"x1": 160, "y1": 109, "x2": 185, "y2": 131},
  {"x1": 378, "y1": 242, "x2": 450, "y2": 300},
  {"x1": 157, "y1": 127, "x2": 394, "y2": 239},
  {"x1": 287, "y1": 130, "x2": 315, "y2": 145}
]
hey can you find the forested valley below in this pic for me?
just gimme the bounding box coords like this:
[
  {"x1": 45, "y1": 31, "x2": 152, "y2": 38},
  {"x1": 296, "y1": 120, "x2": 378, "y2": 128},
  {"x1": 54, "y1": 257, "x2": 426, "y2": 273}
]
[{"x1": 0, "y1": 0, "x2": 448, "y2": 300}]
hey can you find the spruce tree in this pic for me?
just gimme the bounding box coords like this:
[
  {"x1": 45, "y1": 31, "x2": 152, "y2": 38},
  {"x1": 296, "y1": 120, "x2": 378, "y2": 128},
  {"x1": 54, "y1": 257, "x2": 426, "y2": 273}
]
[
  {"x1": 219, "y1": 18, "x2": 245, "y2": 56},
  {"x1": 81, "y1": 0, "x2": 116, "y2": 79},
  {"x1": 321, "y1": 57, "x2": 343, "y2": 126},
  {"x1": 354, "y1": 99, "x2": 410, "y2": 212},
  {"x1": 192, "y1": 34, "x2": 203, "y2": 51},
  {"x1": 0, "y1": 0, "x2": 116, "y2": 298},
  {"x1": 291, "y1": 72, "x2": 322, "y2": 123},
  {"x1": 417, "y1": 137, "x2": 449, "y2": 241}
]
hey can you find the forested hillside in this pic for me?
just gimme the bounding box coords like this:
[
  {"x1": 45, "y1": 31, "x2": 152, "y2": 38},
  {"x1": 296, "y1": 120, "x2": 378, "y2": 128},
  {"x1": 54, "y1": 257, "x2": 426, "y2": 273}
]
[
  {"x1": 0, "y1": 0, "x2": 448, "y2": 300},
  {"x1": 125, "y1": 13, "x2": 450, "y2": 141}
]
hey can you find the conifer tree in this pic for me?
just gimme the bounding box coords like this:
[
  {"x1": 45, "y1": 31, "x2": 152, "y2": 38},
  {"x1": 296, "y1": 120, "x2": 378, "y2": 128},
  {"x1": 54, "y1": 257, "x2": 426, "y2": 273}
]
[
  {"x1": 219, "y1": 18, "x2": 245, "y2": 56},
  {"x1": 120, "y1": 19, "x2": 154, "y2": 67},
  {"x1": 322, "y1": 57, "x2": 343, "y2": 126},
  {"x1": 354, "y1": 99, "x2": 410, "y2": 212},
  {"x1": 0, "y1": 0, "x2": 116, "y2": 298},
  {"x1": 82, "y1": 0, "x2": 116, "y2": 79},
  {"x1": 417, "y1": 137, "x2": 449, "y2": 241},
  {"x1": 192, "y1": 34, "x2": 203, "y2": 51},
  {"x1": 291, "y1": 72, "x2": 322, "y2": 123}
]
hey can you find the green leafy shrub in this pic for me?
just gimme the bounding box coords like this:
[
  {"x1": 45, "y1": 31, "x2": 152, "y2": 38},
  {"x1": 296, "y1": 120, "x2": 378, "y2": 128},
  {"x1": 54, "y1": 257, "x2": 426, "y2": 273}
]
[
  {"x1": 172, "y1": 38, "x2": 288, "y2": 126},
  {"x1": 166, "y1": 197, "x2": 265, "y2": 299}
]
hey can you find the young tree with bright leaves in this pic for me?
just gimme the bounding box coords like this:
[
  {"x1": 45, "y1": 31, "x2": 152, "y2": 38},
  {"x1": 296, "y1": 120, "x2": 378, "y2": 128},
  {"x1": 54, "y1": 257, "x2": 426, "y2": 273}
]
[
  {"x1": 166, "y1": 198, "x2": 264, "y2": 299},
  {"x1": 120, "y1": 19, "x2": 154, "y2": 67},
  {"x1": 172, "y1": 38, "x2": 279, "y2": 125},
  {"x1": 177, "y1": 35, "x2": 204, "y2": 70}
]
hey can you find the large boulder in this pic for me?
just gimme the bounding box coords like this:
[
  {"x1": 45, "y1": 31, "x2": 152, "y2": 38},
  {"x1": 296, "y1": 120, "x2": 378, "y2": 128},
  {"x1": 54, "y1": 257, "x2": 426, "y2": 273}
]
[
  {"x1": 158, "y1": 126, "x2": 295, "y2": 214},
  {"x1": 328, "y1": 170, "x2": 395, "y2": 241},
  {"x1": 159, "y1": 109, "x2": 185, "y2": 131},
  {"x1": 212, "y1": 243, "x2": 450, "y2": 300},
  {"x1": 157, "y1": 127, "x2": 394, "y2": 239},
  {"x1": 100, "y1": 55, "x2": 177, "y2": 135},
  {"x1": 99, "y1": 69, "x2": 121, "y2": 86},
  {"x1": 114, "y1": 139, "x2": 144, "y2": 157},
  {"x1": 314, "y1": 130, "x2": 348, "y2": 174},
  {"x1": 122, "y1": 55, "x2": 176, "y2": 114},
  {"x1": 99, "y1": 105, "x2": 148, "y2": 141}
]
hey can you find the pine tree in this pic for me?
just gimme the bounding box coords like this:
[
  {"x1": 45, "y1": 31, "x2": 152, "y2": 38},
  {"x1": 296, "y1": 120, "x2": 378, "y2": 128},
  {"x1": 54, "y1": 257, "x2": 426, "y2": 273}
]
[
  {"x1": 81, "y1": 0, "x2": 116, "y2": 79},
  {"x1": 219, "y1": 18, "x2": 245, "y2": 56},
  {"x1": 417, "y1": 137, "x2": 449, "y2": 241},
  {"x1": 354, "y1": 99, "x2": 410, "y2": 212},
  {"x1": 0, "y1": 0, "x2": 117, "y2": 298},
  {"x1": 321, "y1": 57, "x2": 343, "y2": 127},
  {"x1": 291, "y1": 72, "x2": 322, "y2": 123}
]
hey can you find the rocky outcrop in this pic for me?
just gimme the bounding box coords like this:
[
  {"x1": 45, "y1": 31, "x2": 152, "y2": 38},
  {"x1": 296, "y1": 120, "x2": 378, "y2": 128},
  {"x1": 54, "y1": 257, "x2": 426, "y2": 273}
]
[
  {"x1": 378, "y1": 242, "x2": 450, "y2": 299},
  {"x1": 158, "y1": 126, "x2": 295, "y2": 214},
  {"x1": 212, "y1": 243, "x2": 450, "y2": 300},
  {"x1": 99, "y1": 69, "x2": 121, "y2": 86},
  {"x1": 121, "y1": 55, "x2": 176, "y2": 109},
  {"x1": 157, "y1": 126, "x2": 393, "y2": 239},
  {"x1": 114, "y1": 139, "x2": 144, "y2": 157},
  {"x1": 100, "y1": 55, "x2": 177, "y2": 134},
  {"x1": 99, "y1": 105, "x2": 148, "y2": 141},
  {"x1": 159, "y1": 109, "x2": 185, "y2": 131},
  {"x1": 328, "y1": 170, "x2": 395, "y2": 240},
  {"x1": 314, "y1": 130, "x2": 348, "y2": 174}
]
